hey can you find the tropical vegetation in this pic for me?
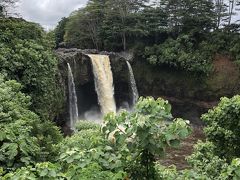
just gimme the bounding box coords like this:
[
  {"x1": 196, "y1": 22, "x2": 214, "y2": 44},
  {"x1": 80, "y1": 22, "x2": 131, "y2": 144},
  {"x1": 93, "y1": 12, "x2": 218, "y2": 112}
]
[
  {"x1": 1, "y1": 0, "x2": 240, "y2": 179},
  {"x1": 55, "y1": 0, "x2": 240, "y2": 73}
]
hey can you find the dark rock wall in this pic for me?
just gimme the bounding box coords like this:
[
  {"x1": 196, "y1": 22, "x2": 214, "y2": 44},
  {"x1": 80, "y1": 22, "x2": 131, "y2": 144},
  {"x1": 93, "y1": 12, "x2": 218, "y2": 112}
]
[
  {"x1": 56, "y1": 49, "x2": 95, "y2": 127},
  {"x1": 132, "y1": 55, "x2": 240, "y2": 124}
]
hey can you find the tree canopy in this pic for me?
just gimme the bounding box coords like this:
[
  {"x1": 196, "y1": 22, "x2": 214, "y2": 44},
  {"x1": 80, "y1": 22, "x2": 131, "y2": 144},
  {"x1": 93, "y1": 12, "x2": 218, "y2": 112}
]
[
  {"x1": 0, "y1": 18, "x2": 63, "y2": 119},
  {"x1": 57, "y1": 0, "x2": 240, "y2": 51},
  {"x1": 54, "y1": 0, "x2": 240, "y2": 74}
]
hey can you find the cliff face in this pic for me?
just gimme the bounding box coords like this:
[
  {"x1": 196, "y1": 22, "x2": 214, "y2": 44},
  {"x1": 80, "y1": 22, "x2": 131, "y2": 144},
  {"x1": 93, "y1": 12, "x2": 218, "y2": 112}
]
[
  {"x1": 55, "y1": 48, "x2": 240, "y2": 127},
  {"x1": 55, "y1": 49, "x2": 92, "y2": 129},
  {"x1": 132, "y1": 54, "x2": 240, "y2": 124}
]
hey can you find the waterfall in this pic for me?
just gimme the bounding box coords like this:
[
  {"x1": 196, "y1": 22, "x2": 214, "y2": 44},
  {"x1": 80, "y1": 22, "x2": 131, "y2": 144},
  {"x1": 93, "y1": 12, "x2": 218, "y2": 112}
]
[
  {"x1": 126, "y1": 61, "x2": 139, "y2": 106},
  {"x1": 67, "y1": 63, "x2": 79, "y2": 130},
  {"x1": 87, "y1": 54, "x2": 116, "y2": 115}
]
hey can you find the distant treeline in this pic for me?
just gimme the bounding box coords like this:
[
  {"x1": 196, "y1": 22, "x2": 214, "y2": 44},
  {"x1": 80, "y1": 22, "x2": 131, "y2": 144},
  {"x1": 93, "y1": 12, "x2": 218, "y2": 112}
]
[
  {"x1": 55, "y1": 0, "x2": 240, "y2": 51},
  {"x1": 55, "y1": 0, "x2": 240, "y2": 74}
]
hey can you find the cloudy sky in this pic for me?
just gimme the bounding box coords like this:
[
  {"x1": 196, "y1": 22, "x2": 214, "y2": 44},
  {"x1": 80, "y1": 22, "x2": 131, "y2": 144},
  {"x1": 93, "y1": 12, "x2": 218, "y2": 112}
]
[{"x1": 15, "y1": 0, "x2": 88, "y2": 30}]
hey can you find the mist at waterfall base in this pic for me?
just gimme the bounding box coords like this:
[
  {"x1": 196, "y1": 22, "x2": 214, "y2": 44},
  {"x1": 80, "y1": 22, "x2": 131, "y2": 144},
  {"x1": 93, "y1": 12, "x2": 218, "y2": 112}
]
[
  {"x1": 83, "y1": 101, "x2": 130, "y2": 123},
  {"x1": 83, "y1": 106, "x2": 102, "y2": 122},
  {"x1": 67, "y1": 54, "x2": 139, "y2": 129}
]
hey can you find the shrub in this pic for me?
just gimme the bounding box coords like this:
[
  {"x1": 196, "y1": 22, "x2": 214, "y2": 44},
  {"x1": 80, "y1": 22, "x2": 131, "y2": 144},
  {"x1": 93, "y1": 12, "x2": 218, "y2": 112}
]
[
  {"x1": 0, "y1": 77, "x2": 40, "y2": 171},
  {"x1": 144, "y1": 35, "x2": 213, "y2": 74},
  {"x1": 187, "y1": 95, "x2": 240, "y2": 179},
  {"x1": 102, "y1": 97, "x2": 191, "y2": 179},
  {"x1": 2, "y1": 162, "x2": 126, "y2": 180},
  {"x1": 187, "y1": 141, "x2": 228, "y2": 178},
  {"x1": 220, "y1": 158, "x2": 240, "y2": 180},
  {"x1": 0, "y1": 76, "x2": 63, "y2": 172},
  {"x1": 202, "y1": 95, "x2": 240, "y2": 160},
  {"x1": 30, "y1": 120, "x2": 63, "y2": 162},
  {"x1": 0, "y1": 120, "x2": 41, "y2": 171},
  {"x1": 154, "y1": 164, "x2": 209, "y2": 180},
  {"x1": 57, "y1": 129, "x2": 104, "y2": 152},
  {"x1": 75, "y1": 121, "x2": 101, "y2": 131}
]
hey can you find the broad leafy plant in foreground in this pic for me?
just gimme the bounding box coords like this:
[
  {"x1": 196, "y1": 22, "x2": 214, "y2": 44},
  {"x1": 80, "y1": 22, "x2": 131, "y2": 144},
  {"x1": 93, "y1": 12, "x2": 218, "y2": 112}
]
[{"x1": 103, "y1": 97, "x2": 192, "y2": 179}]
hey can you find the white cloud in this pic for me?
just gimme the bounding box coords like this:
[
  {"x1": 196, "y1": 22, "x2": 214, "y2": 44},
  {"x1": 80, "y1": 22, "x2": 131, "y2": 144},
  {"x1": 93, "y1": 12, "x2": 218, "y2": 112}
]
[{"x1": 15, "y1": 0, "x2": 88, "y2": 30}]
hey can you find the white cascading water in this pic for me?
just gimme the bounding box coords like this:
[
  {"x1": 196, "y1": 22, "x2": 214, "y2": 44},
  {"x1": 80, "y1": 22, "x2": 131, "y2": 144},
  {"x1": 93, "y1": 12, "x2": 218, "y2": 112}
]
[
  {"x1": 87, "y1": 54, "x2": 116, "y2": 115},
  {"x1": 126, "y1": 61, "x2": 139, "y2": 106},
  {"x1": 67, "y1": 63, "x2": 79, "y2": 130}
]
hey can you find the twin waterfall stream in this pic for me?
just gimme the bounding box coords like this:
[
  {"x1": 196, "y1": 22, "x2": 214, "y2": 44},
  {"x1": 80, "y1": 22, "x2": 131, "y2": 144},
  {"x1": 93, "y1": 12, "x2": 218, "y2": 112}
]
[
  {"x1": 126, "y1": 61, "x2": 139, "y2": 105},
  {"x1": 67, "y1": 54, "x2": 139, "y2": 130},
  {"x1": 67, "y1": 63, "x2": 79, "y2": 130}
]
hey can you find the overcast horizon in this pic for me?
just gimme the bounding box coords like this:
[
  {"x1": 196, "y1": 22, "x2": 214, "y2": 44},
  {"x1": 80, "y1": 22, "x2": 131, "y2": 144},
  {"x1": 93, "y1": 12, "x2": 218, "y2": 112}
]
[{"x1": 15, "y1": 0, "x2": 88, "y2": 30}]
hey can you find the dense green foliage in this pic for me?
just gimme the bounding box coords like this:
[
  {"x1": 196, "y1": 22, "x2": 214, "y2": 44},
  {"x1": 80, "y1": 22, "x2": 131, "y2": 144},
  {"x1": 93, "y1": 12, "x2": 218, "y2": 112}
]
[
  {"x1": 55, "y1": 17, "x2": 69, "y2": 47},
  {"x1": 0, "y1": 76, "x2": 40, "y2": 170},
  {"x1": 0, "y1": 18, "x2": 64, "y2": 174},
  {"x1": 155, "y1": 158, "x2": 240, "y2": 180},
  {"x1": 150, "y1": 95, "x2": 240, "y2": 179},
  {"x1": 186, "y1": 95, "x2": 240, "y2": 179},
  {"x1": 0, "y1": 18, "x2": 63, "y2": 119},
  {"x1": 1, "y1": 97, "x2": 192, "y2": 179},
  {"x1": 144, "y1": 35, "x2": 213, "y2": 73},
  {"x1": 55, "y1": 0, "x2": 240, "y2": 73},
  {"x1": 144, "y1": 29, "x2": 240, "y2": 73},
  {"x1": 187, "y1": 141, "x2": 228, "y2": 178},
  {"x1": 202, "y1": 95, "x2": 240, "y2": 160},
  {"x1": 0, "y1": 76, "x2": 63, "y2": 173}
]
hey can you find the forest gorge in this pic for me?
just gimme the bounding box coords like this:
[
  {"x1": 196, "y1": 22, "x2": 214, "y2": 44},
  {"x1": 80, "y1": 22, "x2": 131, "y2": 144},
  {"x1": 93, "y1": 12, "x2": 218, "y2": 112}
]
[{"x1": 1, "y1": 0, "x2": 240, "y2": 179}]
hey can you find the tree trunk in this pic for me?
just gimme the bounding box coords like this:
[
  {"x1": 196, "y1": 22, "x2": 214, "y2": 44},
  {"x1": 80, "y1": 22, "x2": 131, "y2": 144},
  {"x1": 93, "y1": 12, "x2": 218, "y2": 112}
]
[
  {"x1": 122, "y1": 32, "x2": 126, "y2": 51},
  {"x1": 216, "y1": 0, "x2": 224, "y2": 29},
  {"x1": 228, "y1": 0, "x2": 234, "y2": 25},
  {"x1": 88, "y1": 21, "x2": 99, "y2": 50}
]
